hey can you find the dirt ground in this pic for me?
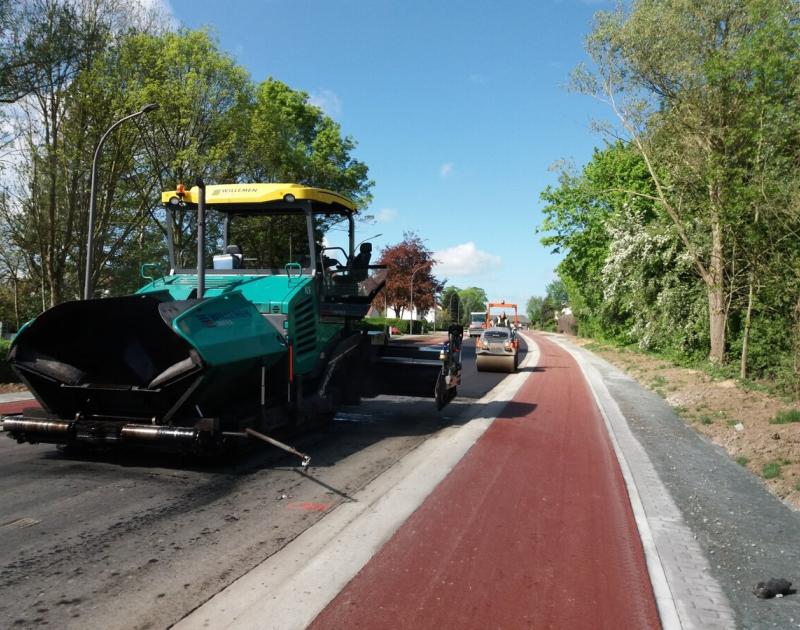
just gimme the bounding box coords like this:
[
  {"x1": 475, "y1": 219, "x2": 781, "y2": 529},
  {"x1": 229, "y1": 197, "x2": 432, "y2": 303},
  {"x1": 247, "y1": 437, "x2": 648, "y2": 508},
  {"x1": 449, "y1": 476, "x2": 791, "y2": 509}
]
[
  {"x1": 572, "y1": 337, "x2": 800, "y2": 510},
  {"x1": 0, "y1": 383, "x2": 26, "y2": 394}
]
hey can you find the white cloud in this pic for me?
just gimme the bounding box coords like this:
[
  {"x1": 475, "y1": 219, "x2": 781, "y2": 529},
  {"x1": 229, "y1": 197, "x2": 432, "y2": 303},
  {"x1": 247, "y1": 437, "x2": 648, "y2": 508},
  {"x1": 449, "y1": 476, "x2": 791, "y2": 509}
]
[
  {"x1": 310, "y1": 89, "x2": 343, "y2": 117},
  {"x1": 440, "y1": 162, "x2": 454, "y2": 177},
  {"x1": 375, "y1": 208, "x2": 397, "y2": 223},
  {"x1": 434, "y1": 242, "x2": 501, "y2": 277},
  {"x1": 138, "y1": 0, "x2": 169, "y2": 9}
]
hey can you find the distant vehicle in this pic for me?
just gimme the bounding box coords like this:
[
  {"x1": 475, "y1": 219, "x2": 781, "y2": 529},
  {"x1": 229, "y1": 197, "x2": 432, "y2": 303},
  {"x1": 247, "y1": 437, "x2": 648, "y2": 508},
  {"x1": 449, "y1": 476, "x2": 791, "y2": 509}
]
[
  {"x1": 468, "y1": 311, "x2": 486, "y2": 338},
  {"x1": 476, "y1": 326, "x2": 519, "y2": 373}
]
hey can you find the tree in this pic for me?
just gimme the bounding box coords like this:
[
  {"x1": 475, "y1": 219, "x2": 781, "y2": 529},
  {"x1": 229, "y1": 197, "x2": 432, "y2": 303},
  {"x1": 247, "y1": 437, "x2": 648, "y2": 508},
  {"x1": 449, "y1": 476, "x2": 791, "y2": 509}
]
[
  {"x1": 540, "y1": 143, "x2": 656, "y2": 337},
  {"x1": 457, "y1": 287, "x2": 487, "y2": 321},
  {"x1": 231, "y1": 78, "x2": 373, "y2": 267},
  {"x1": 108, "y1": 28, "x2": 252, "y2": 284},
  {"x1": 0, "y1": 0, "x2": 168, "y2": 305},
  {"x1": 1, "y1": 15, "x2": 375, "y2": 309},
  {"x1": 574, "y1": 0, "x2": 800, "y2": 363},
  {"x1": 441, "y1": 286, "x2": 463, "y2": 326},
  {"x1": 375, "y1": 231, "x2": 443, "y2": 320},
  {"x1": 243, "y1": 78, "x2": 373, "y2": 208},
  {"x1": 526, "y1": 296, "x2": 544, "y2": 329}
]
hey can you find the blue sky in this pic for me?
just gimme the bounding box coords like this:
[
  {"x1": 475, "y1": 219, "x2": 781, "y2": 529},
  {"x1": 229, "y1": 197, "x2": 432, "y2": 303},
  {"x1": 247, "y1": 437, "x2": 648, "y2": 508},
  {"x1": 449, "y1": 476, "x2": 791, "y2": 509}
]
[{"x1": 163, "y1": 0, "x2": 613, "y2": 307}]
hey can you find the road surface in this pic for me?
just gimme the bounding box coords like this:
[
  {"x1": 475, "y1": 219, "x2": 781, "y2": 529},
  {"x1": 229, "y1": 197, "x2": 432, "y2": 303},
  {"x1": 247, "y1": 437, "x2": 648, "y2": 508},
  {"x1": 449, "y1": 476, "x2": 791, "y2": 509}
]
[{"x1": 0, "y1": 337, "x2": 518, "y2": 630}]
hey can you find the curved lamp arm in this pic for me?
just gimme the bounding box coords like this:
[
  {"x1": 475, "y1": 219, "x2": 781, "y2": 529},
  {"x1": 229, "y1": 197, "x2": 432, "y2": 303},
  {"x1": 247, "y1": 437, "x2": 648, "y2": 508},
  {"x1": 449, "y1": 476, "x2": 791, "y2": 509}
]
[{"x1": 83, "y1": 103, "x2": 159, "y2": 299}]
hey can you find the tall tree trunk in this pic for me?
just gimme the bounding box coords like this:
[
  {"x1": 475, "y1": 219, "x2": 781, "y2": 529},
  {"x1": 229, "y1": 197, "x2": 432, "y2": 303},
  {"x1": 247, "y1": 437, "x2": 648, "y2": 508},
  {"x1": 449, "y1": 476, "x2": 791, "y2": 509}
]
[
  {"x1": 793, "y1": 295, "x2": 800, "y2": 399},
  {"x1": 708, "y1": 192, "x2": 726, "y2": 364},
  {"x1": 12, "y1": 276, "x2": 20, "y2": 330},
  {"x1": 740, "y1": 273, "x2": 754, "y2": 379}
]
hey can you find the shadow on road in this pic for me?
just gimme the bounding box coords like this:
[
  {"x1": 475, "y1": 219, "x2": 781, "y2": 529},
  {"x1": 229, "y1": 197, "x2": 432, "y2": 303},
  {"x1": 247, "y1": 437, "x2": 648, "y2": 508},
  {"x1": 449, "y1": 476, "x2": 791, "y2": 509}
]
[{"x1": 496, "y1": 401, "x2": 538, "y2": 419}]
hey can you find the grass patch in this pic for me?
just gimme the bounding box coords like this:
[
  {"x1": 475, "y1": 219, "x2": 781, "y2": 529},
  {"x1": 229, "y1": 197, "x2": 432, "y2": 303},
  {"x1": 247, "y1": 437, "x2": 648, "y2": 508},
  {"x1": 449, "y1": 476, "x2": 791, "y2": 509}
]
[
  {"x1": 770, "y1": 409, "x2": 800, "y2": 425},
  {"x1": 650, "y1": 375, "x2": 668, "y2": 396},
  {"x1": 736, "y1": 456, "x2": 749, "y2": 466},
  {"x1": 795, "y1": 480, "x2": 800, "y2": 492},
  {"x1": 762, "y1": 462, "x2": 782, "y2": 479},
  {"x1": 699, "y1": 415, "x2": 713, "y2": 425},
  {"x1": 579, "y1": 334, "x2": 798, "y2": 403}
]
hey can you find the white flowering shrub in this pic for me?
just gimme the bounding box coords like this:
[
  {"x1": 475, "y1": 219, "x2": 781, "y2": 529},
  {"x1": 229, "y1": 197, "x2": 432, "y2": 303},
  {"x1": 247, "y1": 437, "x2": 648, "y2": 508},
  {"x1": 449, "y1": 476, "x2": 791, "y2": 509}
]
[{"x1": 602, "y1": 207, "x2": 708, "y2": 354}]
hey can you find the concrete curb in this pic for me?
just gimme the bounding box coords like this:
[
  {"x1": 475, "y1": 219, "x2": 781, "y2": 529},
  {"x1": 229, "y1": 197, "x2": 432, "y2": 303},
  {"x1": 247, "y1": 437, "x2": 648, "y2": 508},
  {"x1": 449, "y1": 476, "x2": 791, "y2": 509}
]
[
  {"x1": 0, "y1": 391, "x2": 33, "y2": 404},
  {"x1": 175, "y1": 340, "x2": 541, "y2": 629}
]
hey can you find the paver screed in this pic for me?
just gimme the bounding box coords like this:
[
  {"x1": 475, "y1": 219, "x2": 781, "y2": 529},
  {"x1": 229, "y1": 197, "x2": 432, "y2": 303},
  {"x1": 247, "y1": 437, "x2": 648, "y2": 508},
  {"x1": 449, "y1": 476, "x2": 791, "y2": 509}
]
[{"x1": 309, "y1": 334, "x2": 661, "y2": 630}]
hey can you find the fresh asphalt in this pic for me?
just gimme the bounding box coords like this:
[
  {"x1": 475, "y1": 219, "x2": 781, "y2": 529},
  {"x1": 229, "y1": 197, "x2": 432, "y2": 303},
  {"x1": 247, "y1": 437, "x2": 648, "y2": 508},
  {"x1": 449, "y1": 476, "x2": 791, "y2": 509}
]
[{"x1": 0, "y1": 336, "x2": 522, "y2": 630}]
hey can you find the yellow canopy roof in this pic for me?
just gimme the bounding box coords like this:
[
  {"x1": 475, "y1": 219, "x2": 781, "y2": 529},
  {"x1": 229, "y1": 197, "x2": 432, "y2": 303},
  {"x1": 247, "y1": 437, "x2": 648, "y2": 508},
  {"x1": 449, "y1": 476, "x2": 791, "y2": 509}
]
[{"x1": 161, "y1": 183, "x2": 356, "y2": 212}]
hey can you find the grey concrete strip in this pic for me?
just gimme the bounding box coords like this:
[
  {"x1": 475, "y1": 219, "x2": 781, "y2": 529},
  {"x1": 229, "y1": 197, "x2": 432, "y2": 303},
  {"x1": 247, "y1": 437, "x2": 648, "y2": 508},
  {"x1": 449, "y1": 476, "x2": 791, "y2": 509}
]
[
  {"x1": 0, "y1": 391, "x2": 33, "y2": 404},
  {"x1": 175, "y1": 342, "x2": 541, "y2": 630}
]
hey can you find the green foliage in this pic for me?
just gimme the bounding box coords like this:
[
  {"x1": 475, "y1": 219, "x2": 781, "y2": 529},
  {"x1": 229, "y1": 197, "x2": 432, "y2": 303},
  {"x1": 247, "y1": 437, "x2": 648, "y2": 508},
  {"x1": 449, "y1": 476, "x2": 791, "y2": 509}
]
[
  {"x1": 735, "y1": 456, "x2": 749, "y2": 467},
  {"x1": 0, "y1": 338, "x2": 16, "y2": 382},
  {"x1": 762, "y1": 462, "x2": 782, "y2": 479},
  {"x1": 769, "y1": 410, "x2": 800, "y2": 425},
  {"x1": 440, "y1": 286, "x2": 464, "y2": 326},
  {"x1": 539, "y1": 143, "x2": 663, "y2": 341},
  {"x1": 0, "y1": 12, "x2": 373, "y2": 320},
  {"x1": 567, "y1": 0, "x2": 800, "y2": 368},
  {"x1": 526, "y1": 295, "x2": 544, "y2": 328},
  {"x1": 362, "y1": 317, "x2": 430, "y2": 335},
  {"x1": 457, "y1": 287, "x2": 487, "y2": 318},
  {"x1": 539, "y1": 1, "x2": 800, "y2": 393},
  {"x1": 244, "y1": 78, "x2": 372, "y2": 208}
]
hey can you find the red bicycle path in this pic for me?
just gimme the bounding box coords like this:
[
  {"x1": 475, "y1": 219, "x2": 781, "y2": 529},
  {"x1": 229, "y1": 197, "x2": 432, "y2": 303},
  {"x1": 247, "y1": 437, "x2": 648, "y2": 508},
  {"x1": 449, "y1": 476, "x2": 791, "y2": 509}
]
[
  {"x1": 0, "y1": 398, "x2": 38, "y2": 416},
  {"x1": 309, "y1": 333, "x2": 661, "y2": 630}
]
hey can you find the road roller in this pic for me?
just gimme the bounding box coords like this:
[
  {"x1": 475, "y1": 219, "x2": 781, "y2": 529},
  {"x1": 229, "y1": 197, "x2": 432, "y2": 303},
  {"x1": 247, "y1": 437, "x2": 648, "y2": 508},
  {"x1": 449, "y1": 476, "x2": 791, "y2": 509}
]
[{"x1": 475, "y1": 327, "x2": 519, "y2": 373}]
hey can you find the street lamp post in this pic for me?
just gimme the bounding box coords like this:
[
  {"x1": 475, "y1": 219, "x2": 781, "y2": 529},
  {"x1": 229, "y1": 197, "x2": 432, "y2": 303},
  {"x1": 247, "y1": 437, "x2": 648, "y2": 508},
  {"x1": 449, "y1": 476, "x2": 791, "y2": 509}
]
[
  {"x1": 83, "y1": 103, "x2": 160, "y2": 300},
  {"x1": 409, "y1": 263, "x2": 428, "y2": 335}
]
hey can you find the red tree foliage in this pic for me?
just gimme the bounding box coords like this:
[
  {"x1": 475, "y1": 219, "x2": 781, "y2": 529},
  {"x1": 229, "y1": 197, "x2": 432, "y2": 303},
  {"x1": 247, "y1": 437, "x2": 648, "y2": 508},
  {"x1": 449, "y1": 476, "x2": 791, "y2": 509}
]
[{"x1": 374, "y1": 232, "x2": 444, "y2": 319}]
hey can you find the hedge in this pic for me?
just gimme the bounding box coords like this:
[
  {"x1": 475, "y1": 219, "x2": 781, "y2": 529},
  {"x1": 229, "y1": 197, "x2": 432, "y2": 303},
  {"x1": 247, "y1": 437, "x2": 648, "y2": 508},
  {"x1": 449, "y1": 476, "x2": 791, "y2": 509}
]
[
  {"x1": 362, "y1": 317, "x2": 430, "y2": 334},
  {"x1": 0, "y1": 338, "x2": 18, "y2": 382}
]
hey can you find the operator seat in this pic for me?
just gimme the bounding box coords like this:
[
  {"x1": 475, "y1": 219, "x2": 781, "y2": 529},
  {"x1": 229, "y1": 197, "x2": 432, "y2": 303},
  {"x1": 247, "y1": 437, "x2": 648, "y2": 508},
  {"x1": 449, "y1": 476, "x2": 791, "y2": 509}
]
[
  {"x1": 213, "y1": 245, "x2": 243, "y2": 270},
  {"x1": 225, "y1": 245, "x2": 243, "y2": 269}
]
